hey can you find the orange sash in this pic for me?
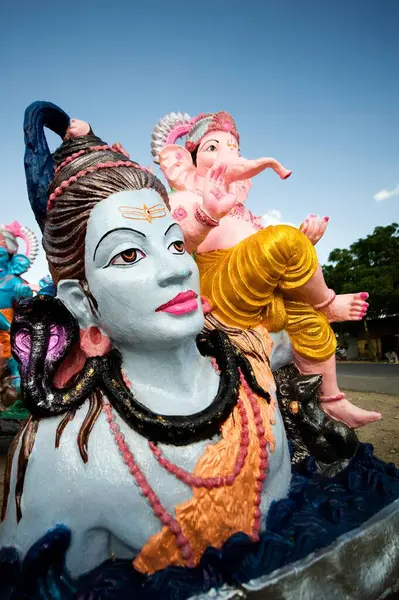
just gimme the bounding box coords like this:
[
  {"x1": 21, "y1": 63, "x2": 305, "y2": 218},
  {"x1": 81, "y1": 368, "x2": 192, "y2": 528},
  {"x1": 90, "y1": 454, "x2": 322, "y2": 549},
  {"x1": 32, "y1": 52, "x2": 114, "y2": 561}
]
[
  {"x1": 0, "y1": 308, "x2": 13, "y2": 359},
  {"x1": 134, "y1": 378, "x2": 275, "y2": 574}
]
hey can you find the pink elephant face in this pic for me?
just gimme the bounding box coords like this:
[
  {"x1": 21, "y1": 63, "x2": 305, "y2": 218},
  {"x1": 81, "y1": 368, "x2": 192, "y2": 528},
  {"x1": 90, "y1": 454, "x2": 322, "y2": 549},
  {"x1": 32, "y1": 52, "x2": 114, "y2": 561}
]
[{"x1": 195, "y1": 131, "x2": 240, "y2": 177}]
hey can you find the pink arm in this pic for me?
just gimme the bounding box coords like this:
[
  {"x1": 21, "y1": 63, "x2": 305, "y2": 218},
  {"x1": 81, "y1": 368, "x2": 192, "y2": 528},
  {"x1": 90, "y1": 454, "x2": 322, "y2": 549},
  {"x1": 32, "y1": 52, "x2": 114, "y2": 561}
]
[{"x1": 169, "y1": 191, "x2": 218, "y2": 254}]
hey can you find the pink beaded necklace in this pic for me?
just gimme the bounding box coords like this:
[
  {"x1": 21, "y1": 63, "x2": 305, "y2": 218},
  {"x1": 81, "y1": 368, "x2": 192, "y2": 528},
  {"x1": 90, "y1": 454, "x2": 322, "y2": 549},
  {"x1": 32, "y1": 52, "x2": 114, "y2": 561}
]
[
  {"x1": 103, "y1": 401, "x2": 195, "y2": 566},
  {"x1": 103, "y1": 356, "x2": 269, "y2": 567}
]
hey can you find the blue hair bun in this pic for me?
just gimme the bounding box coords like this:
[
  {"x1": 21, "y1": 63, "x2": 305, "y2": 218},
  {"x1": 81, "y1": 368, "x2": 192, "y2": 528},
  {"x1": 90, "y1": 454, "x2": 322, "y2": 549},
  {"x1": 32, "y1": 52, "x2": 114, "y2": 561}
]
[{"x1": 24, "y1": 101, "x2": 70, "y2": 231}]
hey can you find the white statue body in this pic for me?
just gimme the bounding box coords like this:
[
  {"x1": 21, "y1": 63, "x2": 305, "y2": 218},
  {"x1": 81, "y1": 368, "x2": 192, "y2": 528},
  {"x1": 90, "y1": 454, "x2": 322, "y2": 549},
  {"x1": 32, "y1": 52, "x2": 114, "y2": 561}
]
[{"x1": 0, "y1": 189, "x2": 291, "y2": 577}]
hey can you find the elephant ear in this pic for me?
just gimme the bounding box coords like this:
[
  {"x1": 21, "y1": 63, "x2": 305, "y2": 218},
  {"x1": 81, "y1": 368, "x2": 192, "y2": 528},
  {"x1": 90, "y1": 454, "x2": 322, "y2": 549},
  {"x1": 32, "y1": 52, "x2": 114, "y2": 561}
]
[
  {"x1": 10, "y1": 254, "x2": 31, "y2": 275},
  {"x1": 159, "y1": 144, "x2": 196, "y2": 192}
]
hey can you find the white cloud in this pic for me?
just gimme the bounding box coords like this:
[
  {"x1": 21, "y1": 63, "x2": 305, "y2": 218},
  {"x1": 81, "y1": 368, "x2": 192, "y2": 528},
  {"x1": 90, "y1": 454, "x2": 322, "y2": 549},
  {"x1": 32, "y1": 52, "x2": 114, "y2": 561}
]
[
  {"x1": 374, "y1": 184, "x2": 399, "y2": 202},
  {"x1": 261, "y1": 209, "x2": 282, "y2": 227},
  {"x1": 261, "y1": 209, "x2": 295, "y2": 228}
]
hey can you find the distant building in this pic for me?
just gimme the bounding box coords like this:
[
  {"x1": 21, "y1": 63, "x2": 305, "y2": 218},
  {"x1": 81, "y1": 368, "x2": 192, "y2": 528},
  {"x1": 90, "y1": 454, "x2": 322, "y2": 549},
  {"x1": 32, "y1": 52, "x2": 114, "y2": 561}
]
[{"x1": 332, "y1": 315, "x2": 399, "y2": 361}]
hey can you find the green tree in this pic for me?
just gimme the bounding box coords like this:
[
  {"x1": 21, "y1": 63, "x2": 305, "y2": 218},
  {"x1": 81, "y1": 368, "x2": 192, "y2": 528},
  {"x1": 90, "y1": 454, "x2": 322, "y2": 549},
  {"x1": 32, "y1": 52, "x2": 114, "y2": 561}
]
[{"x1": 323, "y1": 222, "x2": 399, "y2": 319}]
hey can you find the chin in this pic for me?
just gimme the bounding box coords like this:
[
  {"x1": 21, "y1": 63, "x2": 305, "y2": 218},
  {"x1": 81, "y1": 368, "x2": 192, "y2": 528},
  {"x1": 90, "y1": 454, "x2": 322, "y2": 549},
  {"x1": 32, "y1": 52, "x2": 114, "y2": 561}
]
[{"x1": 157, "y1": 309, "x2": 204, "y2": 341}]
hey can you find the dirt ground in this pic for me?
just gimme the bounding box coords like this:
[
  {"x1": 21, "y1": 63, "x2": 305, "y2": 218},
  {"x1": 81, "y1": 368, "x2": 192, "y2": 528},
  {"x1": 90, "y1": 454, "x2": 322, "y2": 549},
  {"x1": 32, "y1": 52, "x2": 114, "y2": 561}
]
[
  {"x1": 348, "y1": 390, "x2": 399, "y2": 464},
  {"x1": 0, "y1": 390, "x2": 398, "y2": 504}
]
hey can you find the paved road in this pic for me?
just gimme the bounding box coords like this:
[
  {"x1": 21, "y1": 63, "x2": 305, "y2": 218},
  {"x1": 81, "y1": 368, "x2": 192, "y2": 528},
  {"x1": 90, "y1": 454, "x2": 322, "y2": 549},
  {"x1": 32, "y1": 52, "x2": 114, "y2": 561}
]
[{"x1": 337, "y1": 363, "x2": 399, "y2": 395}]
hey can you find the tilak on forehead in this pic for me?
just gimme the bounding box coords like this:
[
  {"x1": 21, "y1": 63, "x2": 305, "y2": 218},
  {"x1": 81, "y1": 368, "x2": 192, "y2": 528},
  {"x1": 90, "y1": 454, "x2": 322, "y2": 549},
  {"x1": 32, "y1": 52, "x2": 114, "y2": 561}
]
[{"x1": 118, "y1": 203, "x2": 167, "y2": 223}]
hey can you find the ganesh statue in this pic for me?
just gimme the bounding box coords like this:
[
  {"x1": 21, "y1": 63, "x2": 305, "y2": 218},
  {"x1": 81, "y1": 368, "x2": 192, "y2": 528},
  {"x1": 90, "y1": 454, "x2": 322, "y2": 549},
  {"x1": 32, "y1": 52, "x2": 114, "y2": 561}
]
[
  {"x1": 30, "y1": 274, "x2": 57, "y2": 297},
  {"x1": 37, "y1": 274, "x2": 56, "y2": 296},
  {"x1": 148, "y1": 111, "x2": 382, "y2": 431},
  {"x1": 0, "y1": 220, "x2": 38, "y2": 420},
  {"x1": 0, "y1": 102, "x2": 398, "y2": 600}
]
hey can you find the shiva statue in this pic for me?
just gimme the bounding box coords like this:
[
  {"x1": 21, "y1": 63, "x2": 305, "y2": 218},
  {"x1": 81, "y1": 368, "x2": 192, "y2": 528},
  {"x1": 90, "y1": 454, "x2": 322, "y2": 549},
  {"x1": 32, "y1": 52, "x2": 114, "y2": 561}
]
[
  {"x1": 0, "y1": 220, "x2": 38, "y2": 420},
  {"x1": 149, "y1": 111, "x2": 381, "y2": 430},
  {"x1": 0, "y1": 102, "x2": 397, "y2": 600}
]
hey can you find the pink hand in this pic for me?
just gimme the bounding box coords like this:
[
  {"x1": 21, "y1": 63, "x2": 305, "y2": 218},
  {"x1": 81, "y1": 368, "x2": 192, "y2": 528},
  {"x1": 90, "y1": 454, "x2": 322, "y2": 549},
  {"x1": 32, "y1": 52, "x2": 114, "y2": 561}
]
[
  {"x1": 202, "y1": 163, "x2": 237, "y2": 220},
  {"x1": 300, "y1": 214, "x2": 329, "y2": 245}
]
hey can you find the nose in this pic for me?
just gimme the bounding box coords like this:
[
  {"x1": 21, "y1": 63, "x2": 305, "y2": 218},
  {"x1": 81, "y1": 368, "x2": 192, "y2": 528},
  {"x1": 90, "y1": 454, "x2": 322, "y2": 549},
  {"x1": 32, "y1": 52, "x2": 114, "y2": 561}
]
[{"x1": 157, "y1": 263, "x2": 193, "y2": 288}]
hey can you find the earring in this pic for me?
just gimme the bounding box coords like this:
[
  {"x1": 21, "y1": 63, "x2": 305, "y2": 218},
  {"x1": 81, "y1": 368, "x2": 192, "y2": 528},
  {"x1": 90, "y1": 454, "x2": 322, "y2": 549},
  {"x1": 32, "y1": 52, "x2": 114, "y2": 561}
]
[{"x1": 80, "y1": 327, "x2": 111, "y2": 357}]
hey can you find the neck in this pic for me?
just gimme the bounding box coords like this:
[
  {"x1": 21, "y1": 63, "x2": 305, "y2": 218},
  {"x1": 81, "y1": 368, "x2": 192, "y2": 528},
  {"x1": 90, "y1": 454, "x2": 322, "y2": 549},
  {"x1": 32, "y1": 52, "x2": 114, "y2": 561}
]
[{"x1": 117, "y1": 336, "x2": 219, "y2": 416}]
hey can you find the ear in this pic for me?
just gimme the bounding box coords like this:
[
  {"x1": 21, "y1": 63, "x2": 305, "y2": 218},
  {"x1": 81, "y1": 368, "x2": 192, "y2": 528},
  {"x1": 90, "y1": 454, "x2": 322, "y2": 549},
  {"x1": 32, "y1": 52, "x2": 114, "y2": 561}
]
[
  {"x1": 9, "y1": 254, "x2": 31, "y2": 275},
  {"x1": 57, "y1": 280, "x2": 97, "y2": 330},
  {"x1": 159, "y1": 144, "x2": 196, "y2": 191}
]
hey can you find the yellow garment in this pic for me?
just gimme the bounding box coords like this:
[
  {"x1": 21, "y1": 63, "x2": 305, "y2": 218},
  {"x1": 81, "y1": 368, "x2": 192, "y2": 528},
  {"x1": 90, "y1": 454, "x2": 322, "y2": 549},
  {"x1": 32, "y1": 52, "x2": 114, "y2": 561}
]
[
  {"x1": 196, "y1": 225, "x2": 336, "y2": 362},
  {"x1": 0, "y1": 308, "x2": 13, "y2": 360}
]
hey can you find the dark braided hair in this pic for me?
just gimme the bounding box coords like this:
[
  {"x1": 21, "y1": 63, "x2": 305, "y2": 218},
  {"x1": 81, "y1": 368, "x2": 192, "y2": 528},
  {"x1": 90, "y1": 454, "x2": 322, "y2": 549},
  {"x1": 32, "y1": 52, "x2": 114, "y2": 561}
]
[{"x1": 44, "y1": 134, "x2": 170, "y2": 284}]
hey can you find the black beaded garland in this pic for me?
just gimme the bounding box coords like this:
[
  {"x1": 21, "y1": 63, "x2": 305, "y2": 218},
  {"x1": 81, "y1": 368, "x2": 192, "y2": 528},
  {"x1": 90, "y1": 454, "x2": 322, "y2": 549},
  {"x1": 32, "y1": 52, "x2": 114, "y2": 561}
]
[{"x1": 11, "y1": 296, "x2": 270, "y2": 446}]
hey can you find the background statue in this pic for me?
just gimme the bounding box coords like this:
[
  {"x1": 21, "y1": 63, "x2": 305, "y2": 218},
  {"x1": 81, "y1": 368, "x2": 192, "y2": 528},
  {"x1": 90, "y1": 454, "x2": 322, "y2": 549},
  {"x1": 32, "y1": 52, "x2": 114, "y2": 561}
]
[
  {"x1": 0, "y1": 353, "x2": 18, "y2": 411},
  {"x1": 0, "y1": 220, "x2": 38, "y2": 420},
  {"x1": 150, "y1": 111, "x2": 381, "y2": 429},
  {"x1": 30, "y1": 274, "x2": 56, "y2": 297}
]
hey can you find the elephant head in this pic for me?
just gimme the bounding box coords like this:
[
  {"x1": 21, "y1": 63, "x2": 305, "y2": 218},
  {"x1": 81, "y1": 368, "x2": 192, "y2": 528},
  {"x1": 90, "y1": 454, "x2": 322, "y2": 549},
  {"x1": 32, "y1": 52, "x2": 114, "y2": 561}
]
[
  {"x1": 0, "y1": 221, "x2": 39, "y2": 277},
  {"x1": 151, "y1": 111, "x2": 292, "y2": 202},
  {"x1": 0, "y1": 247, "x2": 30, "y2": 277}
]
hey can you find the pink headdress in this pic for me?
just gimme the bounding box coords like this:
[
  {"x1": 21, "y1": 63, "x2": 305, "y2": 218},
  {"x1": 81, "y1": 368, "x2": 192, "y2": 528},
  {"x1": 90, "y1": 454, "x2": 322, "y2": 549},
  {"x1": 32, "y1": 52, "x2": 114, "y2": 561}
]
[
  {"x1": 185, "y1": 112, "x2": 239, "y2": 153},
  {"x1": 151, "y1": 111, "x2": 240, "y2": 163}
]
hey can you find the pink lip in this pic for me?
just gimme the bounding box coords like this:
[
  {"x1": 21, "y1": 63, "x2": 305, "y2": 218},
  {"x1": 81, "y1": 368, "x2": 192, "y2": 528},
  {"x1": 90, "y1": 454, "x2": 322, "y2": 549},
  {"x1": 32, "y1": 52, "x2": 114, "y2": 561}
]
[{"x1": 156, "y1": 291, "x2": 199, "y2": 315}]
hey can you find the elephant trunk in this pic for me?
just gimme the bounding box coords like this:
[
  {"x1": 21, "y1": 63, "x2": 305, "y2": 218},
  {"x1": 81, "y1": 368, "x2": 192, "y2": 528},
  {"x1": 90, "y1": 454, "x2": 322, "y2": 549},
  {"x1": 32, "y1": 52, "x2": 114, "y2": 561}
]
[{"x1": 224, "y1": 157, "x2": 292, "y2": 184}]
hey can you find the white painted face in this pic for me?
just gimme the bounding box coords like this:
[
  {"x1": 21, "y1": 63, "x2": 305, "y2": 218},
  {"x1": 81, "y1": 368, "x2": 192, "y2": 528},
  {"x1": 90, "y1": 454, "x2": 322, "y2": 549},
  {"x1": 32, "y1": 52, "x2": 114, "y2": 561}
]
[{"x1": 84, "y1": 189, "x2": 204, "y2": 349}]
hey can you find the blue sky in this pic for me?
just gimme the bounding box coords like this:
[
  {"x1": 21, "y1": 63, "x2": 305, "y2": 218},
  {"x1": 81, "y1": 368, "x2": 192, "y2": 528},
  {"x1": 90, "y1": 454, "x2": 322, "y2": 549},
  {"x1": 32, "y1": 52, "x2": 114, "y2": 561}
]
[{"x1": 1, "y1": 0, "x2": 398, "y2": 284}]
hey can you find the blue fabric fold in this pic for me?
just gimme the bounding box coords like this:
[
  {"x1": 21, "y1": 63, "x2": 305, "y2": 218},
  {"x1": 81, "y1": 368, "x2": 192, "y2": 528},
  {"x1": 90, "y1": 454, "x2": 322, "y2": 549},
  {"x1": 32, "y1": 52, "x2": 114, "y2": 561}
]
[{"x1": 0, "y1": 443, "x2": 398, "y2": 600}]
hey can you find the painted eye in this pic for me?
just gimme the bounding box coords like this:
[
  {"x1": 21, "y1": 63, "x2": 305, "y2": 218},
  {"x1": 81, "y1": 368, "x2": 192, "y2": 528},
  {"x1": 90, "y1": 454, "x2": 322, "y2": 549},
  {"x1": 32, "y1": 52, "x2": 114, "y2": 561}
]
[
  {"x1": 109, "y1": 248, "x2": 146, "y2": 266},
  {"x1": 168, "y1": 240, "x2": 185, "y2": 254},
  {"x1": 206, "y1": 145, "x2": 217, "y2": 152}
]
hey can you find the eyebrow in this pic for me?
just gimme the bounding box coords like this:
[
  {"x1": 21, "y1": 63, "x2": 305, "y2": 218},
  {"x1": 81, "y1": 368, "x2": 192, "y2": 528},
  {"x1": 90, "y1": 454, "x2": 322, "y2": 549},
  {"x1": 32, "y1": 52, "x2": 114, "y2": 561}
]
[
  {"x1": 93, "y1": 227, "x2": 146, "y2": 261},
  {"x1": 198, "y1": 138, "x2": 219, "y2": 152},
  {"x1": 164, "y1": 223, "x2": 181, "y2": 236}
]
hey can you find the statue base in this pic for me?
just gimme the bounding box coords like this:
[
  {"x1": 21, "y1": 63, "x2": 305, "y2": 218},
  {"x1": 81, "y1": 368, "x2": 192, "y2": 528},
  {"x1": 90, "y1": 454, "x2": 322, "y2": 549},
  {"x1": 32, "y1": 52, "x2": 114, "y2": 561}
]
[
  {"x1": 0, "y1": 444, "x2": 397, "y2": 600},
  {"x1": 214, "y1": 499, "x2": 399, "y2": 599}
]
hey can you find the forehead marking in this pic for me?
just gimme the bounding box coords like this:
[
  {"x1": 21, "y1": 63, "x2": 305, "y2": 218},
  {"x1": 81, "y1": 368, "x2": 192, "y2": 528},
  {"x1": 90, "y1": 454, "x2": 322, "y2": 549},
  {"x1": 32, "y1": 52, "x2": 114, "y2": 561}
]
[{"x1": 118, "y1": 203, "x2": 167, "y2": 224}]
